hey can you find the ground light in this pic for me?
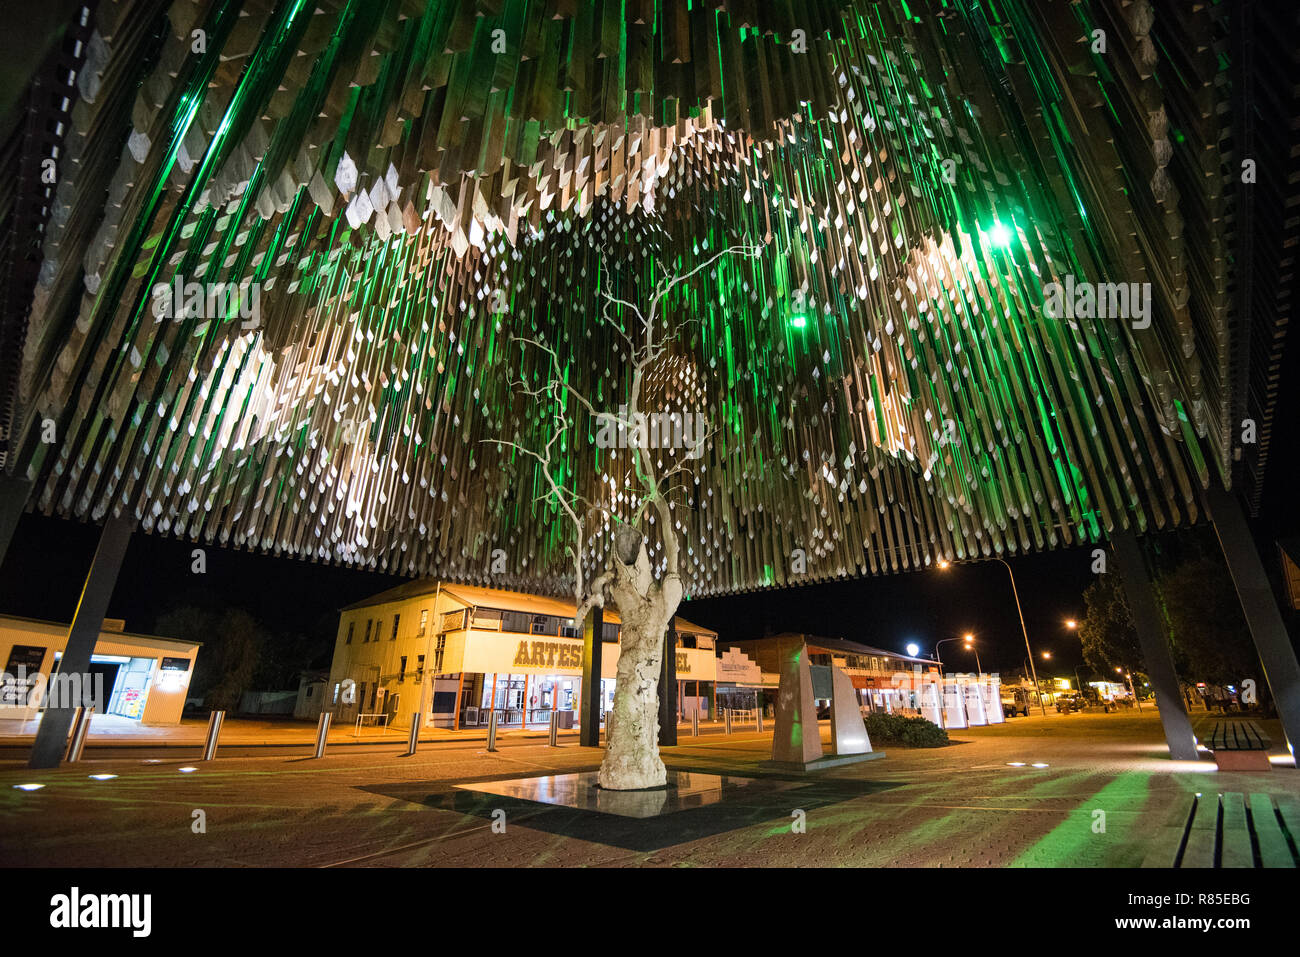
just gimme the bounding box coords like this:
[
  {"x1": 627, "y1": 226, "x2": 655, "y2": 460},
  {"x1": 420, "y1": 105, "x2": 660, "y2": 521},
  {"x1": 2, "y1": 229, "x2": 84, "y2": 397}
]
[
  {"x1": 88, "y1": 774, "x2": 118, "y2": 780},
  {"x1": 1007, "y1": 762, "x2": 1026, "y2": 767},
  {"x1": 178, "y1": 767, "x2": 198, "y2": 774},
  {"x1": 1031, "y1": 762, "x2": 1050, "y2": 768},
  {"x1": 13, "y1": 783, "x2": 45, "y2": 791}
]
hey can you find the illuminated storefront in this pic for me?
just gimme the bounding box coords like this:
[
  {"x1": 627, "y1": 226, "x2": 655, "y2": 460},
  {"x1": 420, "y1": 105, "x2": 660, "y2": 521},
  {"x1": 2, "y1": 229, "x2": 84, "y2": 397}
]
[
  {"x1": 327, "y1": 582, "x2": 719, "y2": 731},
  {"x1": 726, "y1": 633, "x2": 945, "y2": 716},
  {"x1": 0, "y1": 615, "x2": 199, "y2": 724}
]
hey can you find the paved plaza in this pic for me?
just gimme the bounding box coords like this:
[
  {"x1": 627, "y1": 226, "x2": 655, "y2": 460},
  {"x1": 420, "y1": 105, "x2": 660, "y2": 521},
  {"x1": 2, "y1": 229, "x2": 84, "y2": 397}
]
[{"x1": 2, "y1": 711, "x2": 1295, "y2": 868}]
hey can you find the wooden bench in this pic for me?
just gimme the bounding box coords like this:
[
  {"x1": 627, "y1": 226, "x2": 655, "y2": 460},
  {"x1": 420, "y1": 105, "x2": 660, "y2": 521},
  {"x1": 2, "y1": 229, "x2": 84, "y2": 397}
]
[
  {"x1": 1142, "y1": 792, "x2": 1299, "y2": 867},
  {"x1": 1205, "y1": 719, "x2": 1272, "y2": 771}
]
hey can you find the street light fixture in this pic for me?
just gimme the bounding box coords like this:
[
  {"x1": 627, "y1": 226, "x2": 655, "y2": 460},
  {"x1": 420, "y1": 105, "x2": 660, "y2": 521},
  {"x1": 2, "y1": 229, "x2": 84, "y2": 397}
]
[
  {"x1": 934, "y1": 636, "x2": 964, "y2": 676},
  {"x1": 936, "y1": 634, "x2": 982, "y2": 677},
  {"x1": 937, "y1": 557, "x2": 1047, "y2": 715}
]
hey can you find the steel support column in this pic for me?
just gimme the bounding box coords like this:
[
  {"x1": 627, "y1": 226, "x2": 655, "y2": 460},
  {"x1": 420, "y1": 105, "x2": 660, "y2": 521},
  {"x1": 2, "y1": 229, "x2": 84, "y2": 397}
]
[
  {"x1": 1109, "y1": 532, "x2": 1199, "y2": 761},
  {"x1": 28, "y1": 514, "x2": 134, "y2": 769},
  {"x1": 658, "y1": 627, "x2": 678, "y2": 746},
  {"x1": 0, "y1": 474, "x2": 31, "y2": 568},
  {"x1": 1206, "y1": 483, "x2": 1300, "y2": 762},
  {"x1": 579, "y1": 606, "x2": 603, "y2": 747}
]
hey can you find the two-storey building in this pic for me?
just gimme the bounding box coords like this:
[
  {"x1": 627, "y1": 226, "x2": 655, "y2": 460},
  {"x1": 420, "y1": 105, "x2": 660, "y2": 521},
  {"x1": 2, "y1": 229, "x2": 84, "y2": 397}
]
[{"x1": 326, "y1": 581, "x2": 719, "y2": 730}]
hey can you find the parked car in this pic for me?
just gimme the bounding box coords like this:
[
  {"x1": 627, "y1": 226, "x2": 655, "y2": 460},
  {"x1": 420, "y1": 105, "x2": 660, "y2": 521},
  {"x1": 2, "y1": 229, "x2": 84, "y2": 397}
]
[
  {"x1": 1055, "y1": 694, "x2": 1083, "y2": 714},
  {"x1": 1001, "y1": 687, "x2": 1032, "y2": 717}
]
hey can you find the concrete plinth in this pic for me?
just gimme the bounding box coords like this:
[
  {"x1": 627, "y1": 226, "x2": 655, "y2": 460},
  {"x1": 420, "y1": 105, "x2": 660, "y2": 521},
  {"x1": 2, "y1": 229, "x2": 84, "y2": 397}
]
[{"x1": 763, "y1": 750, "x2": 887, "y2": 772}]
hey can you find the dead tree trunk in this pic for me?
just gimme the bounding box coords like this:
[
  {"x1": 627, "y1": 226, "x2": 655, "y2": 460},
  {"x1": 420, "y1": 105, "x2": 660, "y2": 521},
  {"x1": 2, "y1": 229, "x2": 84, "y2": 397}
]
[{"x1": 597, "y1": 527, "x2": 682, "y2": 790}]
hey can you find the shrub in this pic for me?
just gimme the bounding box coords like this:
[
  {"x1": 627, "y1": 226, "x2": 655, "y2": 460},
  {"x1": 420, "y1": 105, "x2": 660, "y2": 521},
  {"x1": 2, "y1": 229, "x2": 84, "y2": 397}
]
[{"x1": 863, "y1": 712, "x2": 949, "y2": 748}]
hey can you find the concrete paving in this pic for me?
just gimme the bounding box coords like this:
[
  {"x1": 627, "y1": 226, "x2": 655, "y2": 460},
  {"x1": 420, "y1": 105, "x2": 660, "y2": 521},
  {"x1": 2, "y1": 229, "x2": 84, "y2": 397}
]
[{"x1": 0, "y1": 710, "x2": 1295, "y2": 867}]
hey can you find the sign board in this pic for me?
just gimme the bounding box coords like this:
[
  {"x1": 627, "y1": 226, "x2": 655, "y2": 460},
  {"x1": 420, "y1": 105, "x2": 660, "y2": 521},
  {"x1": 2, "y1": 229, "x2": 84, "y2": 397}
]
[
  {"x1": 716, "y1": 647, "x2": 761, "y2": 685},
  {"x1": 1, "y1": 645, "x2": 48, "y2": 706},
  {"x1": 159, "y1": 656, "x2": 191, "y2": 672},
  {"x1": 809, "y1": 664, "x2": 833, "y2": 699}
]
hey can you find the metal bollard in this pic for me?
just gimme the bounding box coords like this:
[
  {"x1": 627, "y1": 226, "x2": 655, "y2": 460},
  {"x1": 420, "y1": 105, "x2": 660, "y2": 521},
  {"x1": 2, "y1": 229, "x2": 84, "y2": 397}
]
[
  {"x1": 63, "y1": 706, "x2": 86, "y2": 760},
  {"x1": 202, "y1": 710, "x2": 224, "y2": 761},
  {"x1": 756, "y1": 709, "x2": 764, "y2": 733},
  {"x1": 486, "y1": 710, "x2": 498, "y2": 752},
  {"x1": 724, "y1": 708, "x2": 732, "y2": 734},
  {"x1": 605, "y1": 711, "x2": 614, "y2": 744},
  {"x1": 407, "y1": 713, "x2": 422, "y2": 755},
  {"x1": 65, "y1": 706, "x2": 93, "y2": 762},
  {"x1": 313, "y1": 712, "x2": 331, "y2": 758},
  {"x1": 548, "y1": 710, "x2": 559, "y2": 746},
  {"x1": 691, "y1": 710, "x2": 699, "y2": 737}
]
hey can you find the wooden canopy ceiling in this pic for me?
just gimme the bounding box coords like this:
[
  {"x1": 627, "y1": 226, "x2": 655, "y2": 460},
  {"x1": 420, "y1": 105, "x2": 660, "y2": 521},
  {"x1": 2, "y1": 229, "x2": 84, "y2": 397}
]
[{"x1": 2, "y1": 0, "x2": 1249, "y2": 596}]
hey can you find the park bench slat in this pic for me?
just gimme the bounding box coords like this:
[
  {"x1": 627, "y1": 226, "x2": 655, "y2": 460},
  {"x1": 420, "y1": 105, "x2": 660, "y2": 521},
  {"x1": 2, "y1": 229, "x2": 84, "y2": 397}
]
[
  {"x1": 1206, "y1": 719, "x2": 1271, "y2": 751},
  {"x1": 1248, "y1": 793, "x2": 1296, "y2": 868},
  {"x1": 1275, "y1": 796, "x2": 1300, "y2": 849},
  {"x1": 1141, "y1": 794, "x2": 1195, "y2": 868},
  {"x1": 1219, "y1": 793, "x2": 1253, "y2": 868},
  {"x1": 1181, "y1": 793, "x2": 1218, "y2": 868}
]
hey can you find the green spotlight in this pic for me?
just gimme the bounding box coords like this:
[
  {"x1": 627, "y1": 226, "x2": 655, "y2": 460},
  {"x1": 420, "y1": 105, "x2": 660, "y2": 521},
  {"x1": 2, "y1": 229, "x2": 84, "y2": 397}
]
[
  {"x1": 988, "y1": 220, "x2": 1013, "y2": 248},
  {"x1": 790, "y1": 313, "x2": 808, "y2": 329}
]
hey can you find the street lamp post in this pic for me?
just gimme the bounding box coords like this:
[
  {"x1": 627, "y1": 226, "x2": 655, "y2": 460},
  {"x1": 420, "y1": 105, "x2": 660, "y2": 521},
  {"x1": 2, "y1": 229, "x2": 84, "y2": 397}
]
[
  {"x1": 930, "y1": 639, "x2": 972, "y2": 676},
  {"x1": 1118, "y1": 667, "x2": 1142, "y2": 712},
  {"x1": 939, "y1": 557, "x2": 1047, "y2": 716}
]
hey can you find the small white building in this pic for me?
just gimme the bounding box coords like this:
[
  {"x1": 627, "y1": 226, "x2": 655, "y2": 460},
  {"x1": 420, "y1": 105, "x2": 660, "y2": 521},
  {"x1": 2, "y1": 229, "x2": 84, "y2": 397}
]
[
  {"x1": 0, "y1": 615, "x2": 200, "y2": 725},
  {"x1": 293, "y1": 670, "x2": 329, "y2": 720}
]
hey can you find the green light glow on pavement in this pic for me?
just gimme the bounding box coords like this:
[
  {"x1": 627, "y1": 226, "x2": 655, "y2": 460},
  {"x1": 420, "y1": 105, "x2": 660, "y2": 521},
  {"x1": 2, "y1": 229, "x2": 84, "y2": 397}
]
[{"x1": 1010, "y1": 772, "x2": 1155, "y2": 867}]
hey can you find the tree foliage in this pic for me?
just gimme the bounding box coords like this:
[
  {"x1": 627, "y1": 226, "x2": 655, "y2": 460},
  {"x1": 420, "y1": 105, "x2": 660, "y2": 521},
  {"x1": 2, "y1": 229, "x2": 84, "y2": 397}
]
[
  {"x1": 156, "y1": 605, "x2": 266, "y2": 712},
  {"x1": 1159, "y1": 556, "x2": 1266, "y2": 704},
  {"x1": 1077, "y1": 574, "x2": 1143, "y2": 675}
]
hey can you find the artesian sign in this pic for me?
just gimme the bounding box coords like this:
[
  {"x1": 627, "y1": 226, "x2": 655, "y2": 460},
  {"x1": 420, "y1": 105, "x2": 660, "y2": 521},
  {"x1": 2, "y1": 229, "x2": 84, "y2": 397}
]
[
  {"x1": 459, "y1": 633, "x2": 718, "y2": 681},
  {"x1": 513, "y1": 639, "x2": 583, "y2": 670}
]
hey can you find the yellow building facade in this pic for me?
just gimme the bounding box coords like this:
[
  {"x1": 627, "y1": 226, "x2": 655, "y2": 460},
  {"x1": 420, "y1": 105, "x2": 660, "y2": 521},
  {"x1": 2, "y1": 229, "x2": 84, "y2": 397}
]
[{"x1": 326, "y1": 581, "x2": 719, "y2": 730}]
